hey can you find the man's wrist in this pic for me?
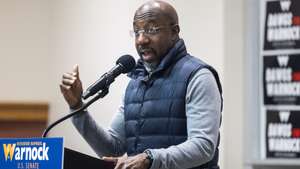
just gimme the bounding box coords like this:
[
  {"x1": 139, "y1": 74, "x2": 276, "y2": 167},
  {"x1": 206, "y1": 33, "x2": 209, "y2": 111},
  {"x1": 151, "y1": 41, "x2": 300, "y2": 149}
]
[
  {"x1": 70, "y1": 100, "x2": 83, "y2": 110},
  {"x1": 144, "y1": 150, "x2": 153, "y2": 168}
]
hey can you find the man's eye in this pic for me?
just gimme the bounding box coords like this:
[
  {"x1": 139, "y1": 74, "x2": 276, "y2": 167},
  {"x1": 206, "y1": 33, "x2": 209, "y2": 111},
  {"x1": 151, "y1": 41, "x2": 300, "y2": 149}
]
[{"x1": 147, "y1": 28, "x2": 158, "y2": 34}]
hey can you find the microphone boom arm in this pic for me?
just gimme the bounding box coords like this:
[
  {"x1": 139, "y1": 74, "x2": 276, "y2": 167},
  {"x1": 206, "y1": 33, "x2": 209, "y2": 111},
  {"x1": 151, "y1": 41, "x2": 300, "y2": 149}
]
[{"x1": 42, "y1": 87, "x2": 109, "y2": 138}]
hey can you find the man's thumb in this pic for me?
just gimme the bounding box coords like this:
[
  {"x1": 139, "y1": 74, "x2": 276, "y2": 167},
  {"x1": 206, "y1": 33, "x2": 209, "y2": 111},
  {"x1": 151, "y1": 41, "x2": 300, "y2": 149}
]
[{"x1": 73, "y1": 64, "x2": 79, "y2": 77}]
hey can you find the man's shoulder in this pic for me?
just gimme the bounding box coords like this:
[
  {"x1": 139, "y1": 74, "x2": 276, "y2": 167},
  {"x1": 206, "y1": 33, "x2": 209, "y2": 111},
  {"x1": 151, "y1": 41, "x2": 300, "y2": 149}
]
[
  {"x1": 179, "y1": 54, "x2": 215, "y2": 72},
  {"x1": 178, "y1": 54, "x2": 216, "y2": 76},
  {"x1": 182, "y1": 54, "x2": 223, "y2": 95}
]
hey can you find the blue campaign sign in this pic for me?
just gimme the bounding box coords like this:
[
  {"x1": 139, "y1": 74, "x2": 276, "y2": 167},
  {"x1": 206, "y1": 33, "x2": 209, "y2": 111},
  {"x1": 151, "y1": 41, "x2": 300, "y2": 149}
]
[{"x1": 0, "y1": 137, "x2": 63, "y2": 169}]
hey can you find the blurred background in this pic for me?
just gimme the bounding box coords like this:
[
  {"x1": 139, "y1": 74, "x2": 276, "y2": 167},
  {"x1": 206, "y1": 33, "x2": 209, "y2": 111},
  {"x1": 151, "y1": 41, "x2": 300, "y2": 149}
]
[{"x1": 1, "y1": 0, "x2": 299, "y2": 169}]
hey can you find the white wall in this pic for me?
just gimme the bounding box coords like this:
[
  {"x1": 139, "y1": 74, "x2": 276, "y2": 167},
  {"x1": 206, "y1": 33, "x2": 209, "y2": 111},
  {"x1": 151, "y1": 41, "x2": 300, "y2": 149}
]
[
  {"x1": 223, "y1": 0, "x2": 245, "y2": 169},
  {"x1": 0, "y1": 0, "x2": 51, "y2": 102}
]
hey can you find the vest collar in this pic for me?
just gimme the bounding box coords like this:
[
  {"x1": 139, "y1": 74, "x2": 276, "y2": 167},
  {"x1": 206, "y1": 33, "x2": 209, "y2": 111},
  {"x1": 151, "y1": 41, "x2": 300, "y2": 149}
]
[{"x1": 128, "y1": 39, "x2": 187, "y2": 79}]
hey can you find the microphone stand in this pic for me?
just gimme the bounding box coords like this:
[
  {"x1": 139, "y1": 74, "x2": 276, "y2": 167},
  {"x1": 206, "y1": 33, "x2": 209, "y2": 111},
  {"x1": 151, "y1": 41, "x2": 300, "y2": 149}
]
[{"x1": 42, "y1": 87, "x2": 109, "y2": 138}]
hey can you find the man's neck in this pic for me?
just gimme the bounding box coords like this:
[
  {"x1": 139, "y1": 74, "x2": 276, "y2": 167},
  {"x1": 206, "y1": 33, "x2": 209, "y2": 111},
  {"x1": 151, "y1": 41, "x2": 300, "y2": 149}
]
[{"x1": 143, "y1": 61, "x2": 158, "y2": 73}]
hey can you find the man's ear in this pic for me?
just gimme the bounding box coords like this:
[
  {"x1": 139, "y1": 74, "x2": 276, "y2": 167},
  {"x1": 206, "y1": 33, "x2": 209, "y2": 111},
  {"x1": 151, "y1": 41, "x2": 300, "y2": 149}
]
[
  {"x1": 173, "y1": 25, "x2": 180, "y2": 34},
  {"x1": 171, "y1": 25, "x2": 180, "y2": 41}
]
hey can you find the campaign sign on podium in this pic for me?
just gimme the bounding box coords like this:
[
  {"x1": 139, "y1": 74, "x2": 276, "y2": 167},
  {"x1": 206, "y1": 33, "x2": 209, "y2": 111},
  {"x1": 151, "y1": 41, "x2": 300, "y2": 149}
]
[{"x1": 0, "y1": 137, "x2": 63, "y2": 169}]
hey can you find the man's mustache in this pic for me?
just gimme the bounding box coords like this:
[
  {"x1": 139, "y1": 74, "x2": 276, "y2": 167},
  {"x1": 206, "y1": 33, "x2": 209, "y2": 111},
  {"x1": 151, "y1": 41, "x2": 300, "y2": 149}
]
[{"x1": 138, "y1": 46, "x2": 154, "y2": 54}]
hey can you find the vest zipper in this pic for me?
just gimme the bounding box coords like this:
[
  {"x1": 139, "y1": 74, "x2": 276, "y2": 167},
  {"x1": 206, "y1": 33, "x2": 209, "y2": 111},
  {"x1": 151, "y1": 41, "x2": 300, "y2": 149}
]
[{"x1": 134, "y1": 75, "x2": 151, "y2": 152}]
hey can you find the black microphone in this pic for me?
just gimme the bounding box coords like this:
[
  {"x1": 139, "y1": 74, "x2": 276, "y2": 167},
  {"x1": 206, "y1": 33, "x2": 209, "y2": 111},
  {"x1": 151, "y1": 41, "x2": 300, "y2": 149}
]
[{"x1": 82, "y1": 55, "x2": 136, "y2": 99}]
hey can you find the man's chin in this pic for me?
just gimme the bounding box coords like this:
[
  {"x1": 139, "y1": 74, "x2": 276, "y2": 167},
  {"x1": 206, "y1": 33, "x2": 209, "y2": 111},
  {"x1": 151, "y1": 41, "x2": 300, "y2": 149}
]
[{"x1": 142, "y1": 55, "x2": 155, "y2": 63}]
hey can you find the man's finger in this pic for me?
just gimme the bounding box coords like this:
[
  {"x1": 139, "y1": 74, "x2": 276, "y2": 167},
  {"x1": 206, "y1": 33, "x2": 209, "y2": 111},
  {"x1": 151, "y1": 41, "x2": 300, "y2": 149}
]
[
  {"x1": 102, "y1": 156, "x2": 118, "y2": 163},
  {"x1": 124, "y1": 157, "x2": 135, "y2": 165},
  {"x1": 60, "y1": 84, "x2": 71, "y2": 91},
  {"x1": 60, "y1": 84, "x2": 73, "y2": 99},
  {"x1": 63, "y1": 73, "x2": 76, "y2": 80},
  {"x1": 114, "y1": 162, "x2": 125, "y2": 169},
  {"x1": 62, "y1": 78, "x2": 75, "y2": 86},
  {"x1": 125, "y1": 161, "x2": 135, "y2": 169}
]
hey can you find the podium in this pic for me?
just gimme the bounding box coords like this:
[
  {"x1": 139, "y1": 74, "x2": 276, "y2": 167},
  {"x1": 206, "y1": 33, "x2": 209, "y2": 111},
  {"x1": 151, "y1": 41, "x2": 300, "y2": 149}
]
[
  {"x1": 0, "y1": 137, "x2": 115, "y2": 169},
  {"x1": 64, "y1": 148, "x2": 115, "y2": 169}
]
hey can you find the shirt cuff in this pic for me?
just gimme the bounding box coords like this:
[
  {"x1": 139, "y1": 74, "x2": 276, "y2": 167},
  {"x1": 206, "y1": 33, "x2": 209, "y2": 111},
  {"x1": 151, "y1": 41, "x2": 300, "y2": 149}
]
[{"x1": 147, "y1": 149, "x2": 160, "y2": 169}]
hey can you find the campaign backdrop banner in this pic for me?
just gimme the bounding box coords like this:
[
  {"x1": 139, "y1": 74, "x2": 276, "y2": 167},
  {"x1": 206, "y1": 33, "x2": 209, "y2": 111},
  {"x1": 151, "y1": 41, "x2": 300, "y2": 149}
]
[
  {"x1": 0, "y1": 137, "x2": 63, "y2": 169},
  {"x1": 266, "y1": 109, "x2": 300, "y2": 158},
  {"x1": 263, "y1": 0, "x2": 300, "y2": 50},
  {"x1": 263, "y1": 54, "x2": 300, "y2": 105}
]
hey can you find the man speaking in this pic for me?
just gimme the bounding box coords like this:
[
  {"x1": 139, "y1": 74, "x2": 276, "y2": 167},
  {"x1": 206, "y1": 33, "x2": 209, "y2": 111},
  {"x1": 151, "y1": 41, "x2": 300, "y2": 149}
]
[{"x1": 60, "y1": 1, "x2": 222, "y2": 169}]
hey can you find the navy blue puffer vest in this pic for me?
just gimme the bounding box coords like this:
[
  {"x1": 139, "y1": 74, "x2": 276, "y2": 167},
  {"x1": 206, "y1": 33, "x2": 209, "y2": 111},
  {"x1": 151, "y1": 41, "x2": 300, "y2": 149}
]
[{"x1": 124, "y1": 39, "x2": 222, "y2": 169}]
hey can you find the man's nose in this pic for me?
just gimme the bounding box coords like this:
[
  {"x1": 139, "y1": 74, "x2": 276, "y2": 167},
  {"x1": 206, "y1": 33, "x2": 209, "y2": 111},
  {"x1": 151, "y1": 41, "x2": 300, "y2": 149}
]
[{"x1": 136, "y1": 33, "x2": 150, "y2": 45}]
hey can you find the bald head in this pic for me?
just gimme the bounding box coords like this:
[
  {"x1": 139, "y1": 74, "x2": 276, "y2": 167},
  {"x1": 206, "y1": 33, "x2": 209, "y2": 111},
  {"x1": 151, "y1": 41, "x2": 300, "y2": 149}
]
[
  {"x1": 132, "y1": 0, "x2": 180, "y2": 64},
  {"x1": 134, "y1": 0, "x2": 179, "y2": 26}
]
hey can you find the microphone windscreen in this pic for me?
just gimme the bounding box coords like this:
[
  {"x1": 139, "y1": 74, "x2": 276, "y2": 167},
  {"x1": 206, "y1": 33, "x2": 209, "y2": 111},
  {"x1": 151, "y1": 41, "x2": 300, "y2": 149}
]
[{"x1": 116, "y1": 55, "x2": 136, "y2": 73}]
